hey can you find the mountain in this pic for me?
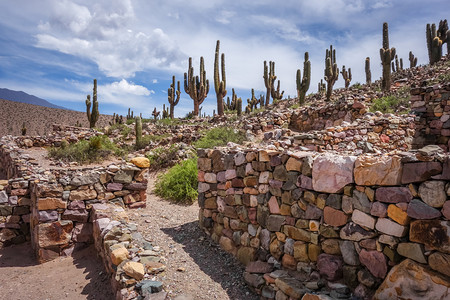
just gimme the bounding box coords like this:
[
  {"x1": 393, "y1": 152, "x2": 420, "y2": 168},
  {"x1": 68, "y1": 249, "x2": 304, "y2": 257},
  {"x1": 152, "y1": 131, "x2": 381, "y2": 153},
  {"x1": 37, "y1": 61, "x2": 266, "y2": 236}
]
[{"x1": 0, "y1": 88, "x2": 70, "y2": 110}]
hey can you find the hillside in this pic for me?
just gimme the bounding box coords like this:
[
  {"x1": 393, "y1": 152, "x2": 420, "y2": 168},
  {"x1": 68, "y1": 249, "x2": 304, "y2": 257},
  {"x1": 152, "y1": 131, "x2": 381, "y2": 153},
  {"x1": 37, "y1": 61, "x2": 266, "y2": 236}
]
[
  {"x1": 0, "y1": 88, "x2": 69, "y2": 110},
  {"x1": 0, "y1": 99, "x2": 112, "y2": 136}
]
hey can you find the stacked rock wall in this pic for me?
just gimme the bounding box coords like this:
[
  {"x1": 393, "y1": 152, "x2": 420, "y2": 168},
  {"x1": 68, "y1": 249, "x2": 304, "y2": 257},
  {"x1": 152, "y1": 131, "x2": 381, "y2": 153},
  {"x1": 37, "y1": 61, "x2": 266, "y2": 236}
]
[
  {"x1": 411, "y1": 84, "x2": 450, "y2": 150},
  {"x1": 197, "y1": 147, "x2": 450, "y2": 299}
]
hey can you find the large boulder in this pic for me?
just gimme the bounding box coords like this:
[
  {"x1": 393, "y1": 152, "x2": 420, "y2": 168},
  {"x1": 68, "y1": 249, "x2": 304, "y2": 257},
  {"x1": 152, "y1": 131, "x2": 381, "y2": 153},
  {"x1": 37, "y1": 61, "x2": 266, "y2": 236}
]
[
  {"x1": 312, "y1": 154, "x2": 356, "y2": 193},
  {"x1": 354, "y1": 155, "x2": 402, "y2": 186},
  {"x1": 374, "y1": 259, "x2": 450, "y2": 300}
]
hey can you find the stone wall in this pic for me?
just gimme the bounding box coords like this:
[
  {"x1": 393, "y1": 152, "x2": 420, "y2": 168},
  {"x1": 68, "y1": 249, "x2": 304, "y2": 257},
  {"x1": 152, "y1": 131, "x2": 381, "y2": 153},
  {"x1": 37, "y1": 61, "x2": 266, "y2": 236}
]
[
  {"x1": 411, "y1": 83, "x2": 450, "y2": 150},
  {"x1": 197, "y1": 147, "x2": 450, "y2": 299}
]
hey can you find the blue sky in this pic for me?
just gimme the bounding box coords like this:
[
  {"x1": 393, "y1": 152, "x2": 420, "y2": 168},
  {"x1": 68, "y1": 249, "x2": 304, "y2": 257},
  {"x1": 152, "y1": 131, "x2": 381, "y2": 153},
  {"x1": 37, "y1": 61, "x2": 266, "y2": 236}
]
[{"x1": 0, "y1": 0, "x2": 449, "y2": 117}]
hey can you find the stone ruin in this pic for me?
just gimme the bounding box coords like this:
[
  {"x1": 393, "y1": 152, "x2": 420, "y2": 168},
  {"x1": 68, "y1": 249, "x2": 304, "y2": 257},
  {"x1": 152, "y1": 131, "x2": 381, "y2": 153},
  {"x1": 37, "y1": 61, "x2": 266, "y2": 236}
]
[{"x1": 198, "y1": 83, "x2": 450, "y2": 299}]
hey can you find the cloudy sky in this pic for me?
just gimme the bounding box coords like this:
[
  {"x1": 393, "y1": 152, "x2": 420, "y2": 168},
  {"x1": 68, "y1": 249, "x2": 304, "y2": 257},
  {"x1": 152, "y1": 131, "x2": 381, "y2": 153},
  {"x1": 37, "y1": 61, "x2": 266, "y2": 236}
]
[{"x1": 0, "y1": 0, "x2": 449, "y2": 117}]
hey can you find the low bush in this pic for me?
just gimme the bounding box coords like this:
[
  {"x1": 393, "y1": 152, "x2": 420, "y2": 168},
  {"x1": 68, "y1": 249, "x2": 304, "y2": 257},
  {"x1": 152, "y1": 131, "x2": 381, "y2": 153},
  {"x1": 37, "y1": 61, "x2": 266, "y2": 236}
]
[
  {"x1": 147, "y1": 144, "x2": 179, "y2": 170},
  {"x1": 194, "y1": 127, "x2": 246, "y2": 149},
  {"x1": 370, "y1": 95, "x2": 410, "y2": 114},
  {"x1": 48, "y1": 135, "x2": 123, "y2": 164},
  {"x1": 154, "y1": 157, "x2": 198, "y2": 203}
]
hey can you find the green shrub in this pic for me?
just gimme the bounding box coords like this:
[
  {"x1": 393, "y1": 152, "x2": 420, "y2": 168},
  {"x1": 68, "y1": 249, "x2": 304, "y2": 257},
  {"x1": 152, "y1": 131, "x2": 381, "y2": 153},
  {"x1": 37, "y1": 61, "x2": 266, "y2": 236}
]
[
  {"x1": 154, "y1": 157, "x2": 198, "y2": 203},
  {"x1": 48, "y1": 135, "x2": 123, "y2": 164},
  {"x1": 156, "y1": 118, "x2": 181, "y2": 126},
  {"x1": 194, "y1": 127, "x2": 246, "y2": 149},
  {"x1": 370, "y1": 95, "x2": 410, "y2": 114},
  {"x1": 126, "y1": 118, "x2": 134, "y2": 125},
  {"x1": 147, "y1": 144, "x2": 178, "y2": 170}
]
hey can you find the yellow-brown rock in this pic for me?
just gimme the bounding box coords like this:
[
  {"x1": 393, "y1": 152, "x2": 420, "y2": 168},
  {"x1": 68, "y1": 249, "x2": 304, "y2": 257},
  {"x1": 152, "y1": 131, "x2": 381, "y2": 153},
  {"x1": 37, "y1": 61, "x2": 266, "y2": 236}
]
[
  {"x1": 354, "y1": 155, "x2": 402, "y2": 186},
  {"x1": 122, "y1": 261, "x2": 145, "y2": 280},
  {"x1": 37, "y1": 198, "x2": 67, "y2": 210},
  {"x1": 387, "y1": 204, "x2": 410, "y2": 225},
  {"x1": 111, "y1": 247, "x2": 129, "y2": 265},
  {"x1": 130, "y1": 157, "x2": 150, "y2": 168}
]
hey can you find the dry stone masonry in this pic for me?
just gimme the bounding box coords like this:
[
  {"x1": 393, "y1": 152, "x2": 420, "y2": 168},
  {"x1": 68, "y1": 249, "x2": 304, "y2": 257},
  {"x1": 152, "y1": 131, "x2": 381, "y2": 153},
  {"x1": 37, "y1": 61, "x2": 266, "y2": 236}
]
[{"x1": 197, "y1": 145, "x2": 450, "y2": 299}]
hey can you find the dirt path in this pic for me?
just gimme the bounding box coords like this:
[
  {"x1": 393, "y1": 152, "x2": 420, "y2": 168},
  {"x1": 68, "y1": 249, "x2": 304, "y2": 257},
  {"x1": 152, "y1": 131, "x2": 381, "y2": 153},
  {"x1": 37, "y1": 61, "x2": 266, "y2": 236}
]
[
  {"x1": 126, "y1": 173, "x2": 258, "y2": 300},
  {"x1": 0, "y1": 243, "x2": 113, "y2": 300}
]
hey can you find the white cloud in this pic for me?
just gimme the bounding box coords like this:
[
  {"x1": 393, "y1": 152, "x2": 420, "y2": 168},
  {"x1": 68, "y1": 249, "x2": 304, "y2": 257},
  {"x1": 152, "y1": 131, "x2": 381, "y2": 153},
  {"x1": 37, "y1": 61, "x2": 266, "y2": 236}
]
[
  {"x1": 152, "y1": 79, "x2": 158, "y2": 83},
  {"x1": 216, "y1": 10, "x2": 235, "y2": 25},
  {"x1": 372, "y1": 1, "x2": 392, "y2": 9},
  {"x1": 106, "y1": 79, "x2": 151, "y2": 96},
  {"x1": 250, "y1": 15, "x2": 312, "y2": 43}
]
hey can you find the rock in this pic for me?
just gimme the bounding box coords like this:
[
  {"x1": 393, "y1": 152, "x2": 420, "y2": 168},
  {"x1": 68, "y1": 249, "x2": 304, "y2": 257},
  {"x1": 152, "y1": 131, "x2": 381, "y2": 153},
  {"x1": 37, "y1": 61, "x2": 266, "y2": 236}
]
[
  {"x1": 284, "y1": 226, "x2": 311, "y2": 242},
  {"x1": 305, "y1": 205, "x2": 323, "y2": 220},
  {"x1": 70, "y1": 174, "x2": 99, "y2": 187},
  {"x1": 370, "y1": 201, "x2": 387, "y2": 218},
  {"x1": 359, "y1": 249, "x2": 387, "y2": 278},
  {"x1": 301, "y1": 294, "x2": 333, "y2": 300},
  {"x1": 326, "y1": 194, "x2": 342, "y2": 210},
  {"x1": 130, "y1": 157, "x2": 150, "y2": 168},
  {"x1": 442, "y1": 201, "x2": 450, "y2": 219},
  {"x1": 407, "y1": 199, "x2": 442, "y2": 219},
  {"x1": 293, "y1": 241, "x2": 309, "y2": 262},
  {"x1": 354, "y1": 155, "x2": 402, "y2": 186},
  {"x1": 321, "y1": 239, "x2": 341, "y2": 255},
  {"x1": 138, "y1": 280, "x2": 164, "y2": 296},
  {"x1": 37, "y1": 198, "x2": 67, "y2": 210},
  {"x1": 268, "y1": 196, "x2": 280, "y2": 214},
  {"x1": 69, "y1": 189, "x2": 97, "y2": 201},
  {"x1": 245, "y1": 261, "x2": 273, "y2": 273},
  {"x1": 113, "y1": 170, "x2": 134, "y2": 184},
  {"x1": 339, "y1": 240, "x2": 360, "y2": 266},
  {"x1": 0, "y1": 191, "x2": 8, "y2": 204},
  {"x1": 401, "y1": 162, "x2": 442, "y2": 183},
  {"x1": 418, "y1": 181, "x2": 447, "y2": 208},
  {"x1": 244, "y1": 272, "x2": 265, "y2": 288},
  {"x1": 237, "y1": 247, "x2": 256, "y2": 265},
  {"x1": 282, "y1": 254, "x2": 297, "y2": 270},
  {"x1": 387, "y1": 204, "x2": 410, "y2": 225},
  {"x1": 62, "y1": 209, "x2": 89, "y2": 222},
  {"x1": 428, "y1": 252, "x2": 450, "y2": 277},
  {"x1": 323, "y1": 206, "x2": 348, "y2": 226},
  {"x1": 38, "y1": 210, "x2": 58, "y2": 222},
  {"x1": 123, "y1": 261, "x2": 145, "y2": 280},
  {"x1": 312, "y1": 153, "x2": 356, "y2": 193},
  {"x1": 275, "y1": 277, "x2": 307, "y2": 299},
  {"x1": 397, "y1": 243, "x2": 427, "y2": 264},
  {"x1": 375, "y1": 218, "x2": 407, "y2": 237},
  {"x1": 374, "y1": 259, "x2": 450, "y2": 300},
  {"x1": 317, "y1": 254, "x2": 343, "y2": 281},
  {"x1": 219, "y1": 236, "x2": 236, "y2": 254},
  {"x1": 352, "y1": 209, "x2": 375, "y2": 229},
  {"x1": 0, "y1": 228, "x2": 16, "y2": 242},
  {"x1": 37, "y1": 220, "x2": 73, "y2": 248},
  {"x1": 273, "y1": 165, "x2": 288, "y2": 181},
  {"x1": 72, "y1": 223, "x2": 93, "y2": 243},
  {"x1": 197, "y1": 158, "x2": 212, "y2": 171},
  {"x1": 286, "y1": 157, "x2": 302, "y2": 171},
  {"x1": 266, "y1": 215, "x2": 285, "y2": 232},
  {"x1": 111, "y1": 247, "x2": 129, "y2": 265},
  {"x1": 340, "y1": 222, "x2": 377, "y2": 241},
  {"x1": 375, "y1": 187, "x2": 412, "y2": 203},
  {"x1": 409, "y1": 220, "x2": 450, "y2": 254}
]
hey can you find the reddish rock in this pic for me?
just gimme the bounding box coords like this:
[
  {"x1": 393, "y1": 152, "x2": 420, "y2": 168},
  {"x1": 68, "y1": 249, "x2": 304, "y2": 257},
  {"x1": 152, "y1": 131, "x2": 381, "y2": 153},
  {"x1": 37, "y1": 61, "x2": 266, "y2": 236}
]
[
  {"x1": 317, "y1": 253, "x2": 343, "y2": 281},
  {"x1": 375, "y1": 187, "x2": 412, "y2": 203},
  {"x1": 359, "y1": 249, "x2": 387, "y2": 278},
  {"x1": 281, "y1": 254, "x2": 297, "y2": 270},
  {"x1": 407, "y1": 199, "x2": 441, "y2": 219},
  {"x1": 401, "y1": 162, "x2": 442, "y2": 183},
  {"x1": 68, "y1": 200, "x2": 85, "y2": 210},
  {"x1": 72, "y1": 223, "x2": 93, "y2": 243},
  {"x1": 370, "y1": 201, "x2": 387, "y2": 218},
  {"x1": 324, "y1": 206, "x2": 348, "y2": 226},
  {"x1": 312, "y1": 153, "x2": 356, "y2": 193},
  {"x1": 62, "y1": 209, "x2": 89, "y2": 222},
  {"x1": 37, "y1": 220, "x2": 73, "y2": 248},
  {"x1": 442, "y1": 201, "x2": 450, "y2": 219},
  {"x1": 268, "y1": 196, "x2": 280, "y2": 214},
  {"x1": 245, "y1": 261, "x2": 274, "y2": 274},
  {"x1": 107, "y1": 183, "x2": 123, "y2": 191}
]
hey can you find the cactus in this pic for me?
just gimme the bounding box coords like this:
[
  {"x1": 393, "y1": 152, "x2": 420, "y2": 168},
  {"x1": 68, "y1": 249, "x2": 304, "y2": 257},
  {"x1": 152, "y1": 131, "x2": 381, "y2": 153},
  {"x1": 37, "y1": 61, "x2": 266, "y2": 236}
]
[
  {"x1": 21, "y1": 122, "x2": 26, "y2": 136},
  {"x1": 296, "y1": 52, "x2": 311, "y2": 105},
  {"x1": 263, "y1": 61, "x2": 277, "y2": 106},
  {"x1": 85, "y1": 79, "x2": 99, "y2": 128},
  {"x1": 324, "y1": 45, "x2": 339, "y2": 101},
  {"x1": 341, "y1": 65, "x2": 352, "y2": 89},
  {"x1": 167, "y1": 75, "x2": 180, "y2": 119},
  {"x1": 184, "y1": 56, "x2": 209, "y2": 116},
  {"x1": 162, "y1": 104, "x2": 169, "y2": 119},
  {"x1": 127, "y1": 108, "x2": 134, "y2": 120},
  {"x1": 135, "y1": 116, "x2": 142, "y2": 148},
  {"x1": 109, "y1": 113, "x2": 116, "y2": 126},
  {"x1": 236, "y1": 97, "x2": 242, "y2": 116},
  {"x1": 152, "y1": 107, "x2": 160, "y2": 120},
  {"x1": 318, "y1": 79, "x2": 326, "y2": 95},
  {"x1": 214, "y1": 40, "x2": 227, "y2": 116},
  {"x1": 380, "y1": 22, "x2": 396, "y2": 91},
  {"x1": 409, "y1": 51, "x2": 418, "y2": 68},
  {"x1": 426, "y1": 20, "x2": 448, "y2": 64},
  {"x1": 271, "y1": 79, "x2": 284, "y2": 102},
  {"x1": 365, "y1": 57, "x2": 371, "y2": 85}
]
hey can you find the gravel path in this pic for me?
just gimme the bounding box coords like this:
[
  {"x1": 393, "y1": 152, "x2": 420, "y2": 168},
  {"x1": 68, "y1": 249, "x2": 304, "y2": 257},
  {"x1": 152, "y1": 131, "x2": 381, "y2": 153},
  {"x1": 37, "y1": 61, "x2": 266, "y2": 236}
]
[{"x1": 126, "y1": 173, "x2": 259, "y2": 300}]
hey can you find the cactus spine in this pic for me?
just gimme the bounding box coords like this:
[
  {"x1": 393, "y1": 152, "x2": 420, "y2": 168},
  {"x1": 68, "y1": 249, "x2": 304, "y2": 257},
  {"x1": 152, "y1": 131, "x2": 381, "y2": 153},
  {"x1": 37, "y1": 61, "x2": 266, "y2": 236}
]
[
  {"x1": 380, "y1": 22, "x2": 396, "y2": 92},
  {"x1": 324, "y1": 45, "x2": 339, "y2": 101},
  {"x1": 341, "y1": 65, "x2": 352, "y2": 89},
  {"x1": 214, "y1": 40, "x2": 227, "y2": 116},
  {"x1": 263, "y1": 61, "x2": 277, "y2": 106},
  {"x1": 168, "y1": 75, "x2": 180, "y2": 119},
  {"x1": 135, "y1": 116, "x2": 142, "y2": 148},
  {"x1": 296, "y1": 52, "x2": 311, "y2": 105},
  {"x1": 409, "y1": 51, "x2": 418, "y2": 68},
  {"x1": 85, "y1": 79, "x2": 99, "y2": 128},
  {"x1": 184, "y1": 57, "x2": 209, "y2": 117}
]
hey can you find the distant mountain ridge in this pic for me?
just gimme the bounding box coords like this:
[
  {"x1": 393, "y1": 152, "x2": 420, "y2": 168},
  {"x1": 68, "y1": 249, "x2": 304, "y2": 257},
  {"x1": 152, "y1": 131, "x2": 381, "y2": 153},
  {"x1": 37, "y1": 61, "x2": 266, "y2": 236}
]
[{"x1": 0, "y1": 88, "x2": 70, "y2": 110}]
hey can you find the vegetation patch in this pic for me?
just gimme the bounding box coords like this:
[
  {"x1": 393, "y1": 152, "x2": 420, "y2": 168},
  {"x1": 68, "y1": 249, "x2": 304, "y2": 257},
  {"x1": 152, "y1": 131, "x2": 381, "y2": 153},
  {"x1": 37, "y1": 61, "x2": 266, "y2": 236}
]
[
  {"x1": 370, "y1": 94, "x2": 410, "y2": 114},
  {"x1": 194, "y1": 127, "x2": 246, "y2": 149},
  {"x1": 147, "y1": 144, "x2": 179, "y2": 170},
  {"x1": 154, "y1": 157, "x2": 198, "y2": 203},
  {"x1": 48, "y1": 135, "x2": 124, "y2": 164}
]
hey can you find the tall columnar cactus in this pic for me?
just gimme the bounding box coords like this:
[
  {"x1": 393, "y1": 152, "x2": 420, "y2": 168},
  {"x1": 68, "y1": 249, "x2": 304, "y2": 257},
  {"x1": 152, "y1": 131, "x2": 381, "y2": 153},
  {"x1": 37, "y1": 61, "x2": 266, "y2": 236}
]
[
  {"x1": 380, "y1": 22, "x2": 396, "y2": 91},
  {"x1": 135, "y1": 116, "x2": 142, "y2": 148},
  {"x1": 152, "y1": 107, "x2": 160, "y2": 120},
  {"x1": 263, "y1": 61, "x2": 277, "y2": 106},
  {"x1": 21, "y1": 122, "x2": 26, "y2": 136},
  {"x1": 365, "y1": 57, "x2": 371, "y2": 85},
  {"x1": 324, "y1": 45, "x2": 339, "y2": 101},
  {"x1": 168, "y1": 75, "x2": 180, "y2": 119},
  {"x1": 426, "y1": 20, "x2": 448, "y2": 64},
  {"x1": 236, "y1": 97, "x2": 242, "y2": 116},
  {"x1": 296, "y1": 52, "x2": 311, "y2": 105},
  {"x1": 341, "y1": 65, "x2": 352, "y2": 89},
  {"x1": 318, "y1": 79, "x2": 326, "y2": 95},
  {"x1": 409, "y1": 51, "x2": 418, "y2": 68},
  {"x1": 162, "y1": 104, "x2": 169, "y2": 119},
  {"x1": 184, "y1": 57, "x2": 209, "y2": 116},
  {"x1": 271, "y1": 79, "x2": 284, "y2": 102},
  {"x1": 214, "y1": 40, "x2": 227, "y2": 116},
  {"x1": 85, "y1": 79, "x2": 99, "y2": 128}
]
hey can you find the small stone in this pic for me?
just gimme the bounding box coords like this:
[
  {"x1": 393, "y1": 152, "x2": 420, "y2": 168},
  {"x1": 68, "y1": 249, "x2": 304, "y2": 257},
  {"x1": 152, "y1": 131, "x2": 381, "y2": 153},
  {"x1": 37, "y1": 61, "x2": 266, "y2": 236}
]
[
  {"x1": 397, "y1": 243, "x2": 427, "y2": 264},
  {"x1": 323, "y1": 206, "x2": 348, "y2": 226},
  {"x1": 370, "y1": 201, "x2": 387, "y2": 218},
  {"x1": 245, "y1": 261, "x2": 274, "y2": 273},
  {"x1": 123, "y1": 261, "x2": 145, "y2": 280},
  {"x1": 359, "y1": 249, "x2": 387, "y2": 278},
  {"x1": 317, "y1": 253, "x2": 343, "y2": 281},
  {"x1": 340, "y1": 222, "x2": 377, "y2": 241},
  {"x1": 339, "y1": 240, "x2": 360, "y2": 266},
  {"x1": 352, "y1": 209, "x2": 375, "y2": 229},
  {"x1": 375, "y1": 218, "x2": 407, "y2": 237},
  {"x1": 387, "y1": 204, "x2": 410, "y2": 225},
  {"x1": 428, "y1": 252, "x2": 450, "y2": 277},
  {"x1": 130, "y1": 157, "x2": 150, "y2": 168},
  {"x1": 111, "y1": 247, "x2": 129, "y2": 265},
  {"x1": 407, "y1": 199, "x2": 441, "y2": 219},
  {"x1": 275, "y1": 277, "x2": 306, "y2": 299},
  {"x1": 418, "y1": 181, "x2": 447, "y2": 208},
  {"x1": 376, "y1": 187, "x2": 412, "y2": 203}
]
